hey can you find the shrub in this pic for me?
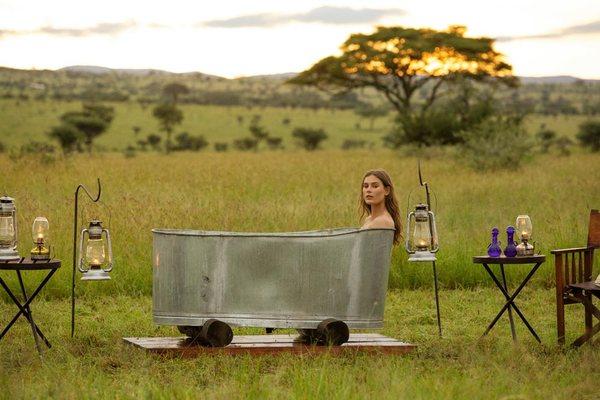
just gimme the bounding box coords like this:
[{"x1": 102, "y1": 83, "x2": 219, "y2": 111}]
[
  {"x1": 136, "y1": 140, "x2": 148, "y2": 151},
  {"x1": 146, "y1": 134, "x2": 162, "y2": 151},
  {"x1": 249, "y1": 123, "x2": 269, "y2": 141},
  {"x1": 123, "y1": 145, "x2": 136, "y2": 158},
  {"x1": 48, "y1": 124, "x2": 82, "y2": 153},
  {"x1": 214, "y1": 142, "x2": 229, "y2": 152},
  {"x1": 266, "y1": 137, "x2": 283, "y2": 150},
  {"x1": 458, "y1": 118, "x2": 533, "y2": 171},
  {"x1": 292, "y1": 127, "x2": 328, "y2": 151},
  {"x1": 576, "y1": 120, "x2": 600, "y2": 151},
  {"x1": 341, "y1": 139, "x2": 368, "y2": 150},
  {"x1": 554, "y1": 136, "x2": 574, "y2": 156},
  {"x1": 233, "y1": 137, "x2": 258, "y2": 151},
  {"x1": 8, "y1": 141, "x2": 56, "y2": 163},
  {"x1": 536, "y1": 129, "x2": 556, "y2": 153}
]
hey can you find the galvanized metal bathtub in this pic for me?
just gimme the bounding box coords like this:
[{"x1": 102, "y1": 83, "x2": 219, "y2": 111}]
[{"x1": 152, "y1": 227, "x2": 394, "y2": 331}]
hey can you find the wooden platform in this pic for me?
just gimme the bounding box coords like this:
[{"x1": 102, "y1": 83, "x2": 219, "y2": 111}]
[{"x1": 123, "y1": 334, "x2": 416, "y2": 357}]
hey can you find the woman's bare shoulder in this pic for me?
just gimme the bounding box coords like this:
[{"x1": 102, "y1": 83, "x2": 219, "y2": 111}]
[{"x1": 361, "y1": 214, "x2": 394, "y2": 229}]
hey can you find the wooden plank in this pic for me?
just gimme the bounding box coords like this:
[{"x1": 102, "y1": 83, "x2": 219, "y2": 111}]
[{"x1": 123, "y1": 334, "x2": 416, "y2": 357}]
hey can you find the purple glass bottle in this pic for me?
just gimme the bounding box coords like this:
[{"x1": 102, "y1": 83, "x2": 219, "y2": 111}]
[
  {"x1": 504, "y1": 226, "x2": 517, "y2": 257},
  {"x1": 487, "y1": 227, "x2": 502, "y2": 257}
]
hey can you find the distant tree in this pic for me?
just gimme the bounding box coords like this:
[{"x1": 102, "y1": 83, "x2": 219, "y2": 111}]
[
  {"x1": 61, "y1": 113, "x2": 107, "y2": 153},
  {"x1": 48, "y1": 124, "x2": 82, "y2": 154},
  {"x1": 249, "y1": 122, "x2": 269, "y2": 142},
  {"x1": 577, "y1": 120, "x2": 600, "y2": 151},
  {"x1": 83, "y1": 103, "x2": 115, "y2": 124},
  {"x1": 146, "y1": 134, "x2": 162, "y2": 151},
  {"x1": 289, "y1": 25, "x2": 516, "y2": 146},
  {"x1": 54, "y1": 103, "x2": 114, "y2": 152},
  {"x1": 292, "y1": 127, "x2": 328, "y2": 150},
  {"x1": 152, "y1": 103, "x2": 183, "y2": 153},
  {"x1": 163, "y1": 83, "x2": 189, "y2": 104},
  {"x1": 353, "y1": 103, "x2": 389, "y2": 130},
  {"x1": 174, "y1": 132, "x2": 208, "y2": 151}
]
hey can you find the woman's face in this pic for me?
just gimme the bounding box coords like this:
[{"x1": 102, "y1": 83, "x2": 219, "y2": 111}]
[{"x1": 362, "y1": 175, "x2": 389, "y2": 206}]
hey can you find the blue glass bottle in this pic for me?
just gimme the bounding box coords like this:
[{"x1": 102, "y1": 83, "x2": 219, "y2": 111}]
[
  {"x1": 504, "y1": 226, "x2": 517, "y2": 257},
  {"x1": 487, "y1": 227, "x2": 502, "y2": 257}
]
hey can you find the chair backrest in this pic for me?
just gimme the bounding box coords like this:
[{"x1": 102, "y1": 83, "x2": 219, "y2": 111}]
[{"x1": 588, "y1": 209, "x2": 600, "y2": 248}]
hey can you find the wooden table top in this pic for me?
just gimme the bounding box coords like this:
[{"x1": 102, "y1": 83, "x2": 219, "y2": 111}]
[
  {"x1": 473, "y1": 255, "x2": 546, "y2": 264},
  {"x1": 0, "y1": 258, "x2": 61, "y2": 270}
]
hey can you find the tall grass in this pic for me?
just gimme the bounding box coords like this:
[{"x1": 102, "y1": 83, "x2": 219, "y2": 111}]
[{"x1": 0, "y1": 150, "x2": 598, "y2": 299}]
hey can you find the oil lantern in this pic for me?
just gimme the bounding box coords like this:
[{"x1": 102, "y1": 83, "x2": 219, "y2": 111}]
[
  {"x1": 515, "y1": 215, "x2": 534, "y2": 256},
  {"x1": 0, "y1": 195, "x2": 19, "y2": 261},
  {"x1": 405, "y1": 203, "x2": 439, "y2": 262},
  {"x1": 30, "y1": 216, "x2": 50, "y2": 260},
  {"x1": 78, "y1": 220, "x2": 112, "y2": 280}
]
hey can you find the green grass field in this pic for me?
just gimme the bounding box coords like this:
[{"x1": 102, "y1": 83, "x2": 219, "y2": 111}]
[
  {"x1": 0, "y1": 99, "x2": 595, "y2": 151},
  {"x1": 1, "y1": 289, "x2": 598, "y2": 399}
]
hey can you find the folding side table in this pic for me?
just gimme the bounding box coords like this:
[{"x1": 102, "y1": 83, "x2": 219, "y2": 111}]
[
  {"x1": 0, "y1": 258, "x2": 61, "y2": 355},
  {"x1": 473, "y1": 255, "x2": 545, "y2": 342}
]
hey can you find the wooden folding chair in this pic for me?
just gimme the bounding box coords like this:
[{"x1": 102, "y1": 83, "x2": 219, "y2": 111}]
[{"x1": 552, "y1": 209, "x2": 600, "y2": 346}]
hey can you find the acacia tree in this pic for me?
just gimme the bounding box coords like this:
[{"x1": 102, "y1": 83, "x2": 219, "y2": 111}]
[
  {"x1": 289, "y1": 25, "x2": 517, "y2": 145},
  {"x1": 163, "y1": 83, "x2": 189, "y2": 104},
  {"x1": 152, "y1": 103, "x2": 183, "y2": 153}
]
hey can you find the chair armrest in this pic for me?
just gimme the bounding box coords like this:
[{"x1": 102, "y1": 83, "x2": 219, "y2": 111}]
[{"x1": 550, "y1": 246, "x2": 594, "y2": 255}]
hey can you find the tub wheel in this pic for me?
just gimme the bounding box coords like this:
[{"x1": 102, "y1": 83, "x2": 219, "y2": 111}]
[
  {"x1": 177, "y1": 319, "x2": 233, "y2": 347},
  {"x1": 297, "y1": 319, "x2": 349, "y2": 346}
]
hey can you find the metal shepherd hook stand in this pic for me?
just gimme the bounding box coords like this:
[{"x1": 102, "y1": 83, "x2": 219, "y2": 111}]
[
  {"x1": 71, "y1": 178, "x2": 101, "y2": 337},
  {"x1": 406, "y1": 161, "x2": 442, "y2": 337},
  {"x1": 419, "y1": 163, "x2": 442, "y2": 337}
]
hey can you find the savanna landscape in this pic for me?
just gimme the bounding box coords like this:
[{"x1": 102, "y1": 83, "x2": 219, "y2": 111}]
[{"x1": 1, "y1": 7, "x2": 600, "y2": 400}]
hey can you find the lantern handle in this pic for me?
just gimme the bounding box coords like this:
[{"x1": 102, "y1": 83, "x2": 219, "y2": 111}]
[
  {"x1": 77, "y1": 229, "x2": 90, "y2": 273},
  {"x1": 418, "y1": 160, "x2": 432, "y2": 211},
  {"x1": 102, "y1": 229, "x2": 113, "y2": 273},
  {"x1": 71, "y1": 178, "x2": 102, "y2": 338}
]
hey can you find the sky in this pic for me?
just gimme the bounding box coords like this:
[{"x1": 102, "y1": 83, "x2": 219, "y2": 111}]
[{"x1": 0, "y1": 0, "x2": 599, "y2": 79}]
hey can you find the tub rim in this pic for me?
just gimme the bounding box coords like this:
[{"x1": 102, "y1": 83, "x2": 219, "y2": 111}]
[{"x1": 151, "y1": 227, "x2": 395, "y2": 238}]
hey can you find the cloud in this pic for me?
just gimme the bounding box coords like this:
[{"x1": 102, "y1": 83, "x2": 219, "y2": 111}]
[
  {"x1": 38, "y1": 20, "x2": 137, "y2": 37},
  {"x1": 497, "y1": 19, "x2": 600, "y2": 42},
  {"x1": 202, "y1": 6, "x2": 406, "y2": 28},
  {"x1": 0, "y1": 21, "x2": 137, "y2": 39}
]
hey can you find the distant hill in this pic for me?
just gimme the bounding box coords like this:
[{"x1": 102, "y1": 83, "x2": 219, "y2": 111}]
[
  {"x1": 518, "y1": 75, "x2": 599, "y2": 84},
  {"x1": 2, "y1": 65, "x2": 597, "y2": 84},
  {"x1": 59, "y1": 65, "x2": 223, "y2": 80}
]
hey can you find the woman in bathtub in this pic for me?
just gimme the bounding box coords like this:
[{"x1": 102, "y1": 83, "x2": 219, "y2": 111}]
[{"x1": 360, "y1": 169, "x2": 401, "y2": 245}]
